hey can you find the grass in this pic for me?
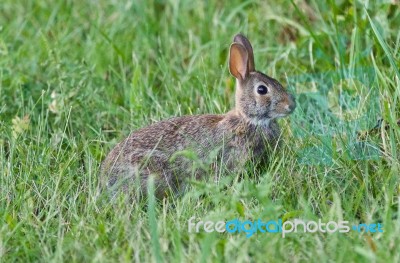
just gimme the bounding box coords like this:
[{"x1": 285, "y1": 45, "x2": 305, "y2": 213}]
[{"x1": 1, "y1": 0, "x2": 400, "y2": 262}]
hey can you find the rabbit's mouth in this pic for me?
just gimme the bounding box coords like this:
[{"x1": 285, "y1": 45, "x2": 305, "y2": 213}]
[
  {"x1": 275, "y1": 112, "x2": 291, "y2": 118},
  {"x1": 267, "y1": 110, "x2": 293, "y2": 119},
  {"x1": 269, "y1": 99, "x2": 296, "y2": 118},
  {"x1": 248, "y1": 110, "x2": 290, "y2": 128}
]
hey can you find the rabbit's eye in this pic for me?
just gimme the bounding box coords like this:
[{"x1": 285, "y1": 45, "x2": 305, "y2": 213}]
[{"x1": 257, "y1": 85, "x2": 268, "y2": 95}]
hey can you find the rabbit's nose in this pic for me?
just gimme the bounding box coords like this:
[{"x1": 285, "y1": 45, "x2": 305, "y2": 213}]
[{"x1": 286, "y1": 94, "x2": 296, "y2": 113}]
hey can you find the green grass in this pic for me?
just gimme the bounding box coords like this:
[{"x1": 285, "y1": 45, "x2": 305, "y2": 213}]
[{"x1": 1, "y1": 0, "x2": 400, "y2": 262}]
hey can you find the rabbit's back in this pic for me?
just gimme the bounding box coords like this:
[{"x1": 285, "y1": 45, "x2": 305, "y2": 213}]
[{"x1": 103, "y1": 114, "x2": 225, "y2": 163}]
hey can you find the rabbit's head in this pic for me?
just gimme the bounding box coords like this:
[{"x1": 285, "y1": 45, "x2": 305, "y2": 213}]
[{"x1": 229, "y1": 34, "x2": 296, "y2": 126}]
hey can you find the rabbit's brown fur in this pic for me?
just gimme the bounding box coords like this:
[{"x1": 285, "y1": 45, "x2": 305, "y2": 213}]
[{"x1": 101, "y1": 34, "x2": 296, "y2": 198}]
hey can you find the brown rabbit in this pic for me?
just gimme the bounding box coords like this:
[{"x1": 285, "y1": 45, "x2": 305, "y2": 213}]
[{"x1": 101, "y1": 34, "x2": 296, "y2": 198}]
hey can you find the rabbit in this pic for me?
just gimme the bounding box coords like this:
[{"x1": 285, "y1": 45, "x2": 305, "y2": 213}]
[{"x1": 100, "y1": 33, "x2": 296, "y2": 198}]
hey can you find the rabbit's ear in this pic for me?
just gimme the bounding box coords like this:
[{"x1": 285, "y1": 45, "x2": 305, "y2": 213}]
[
  {"x1": 233, "y1": 34, "x2": 255, "y2": 72},
  {"x1": 229, "y1": 43, "x2": 248, "y2": 80}
]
